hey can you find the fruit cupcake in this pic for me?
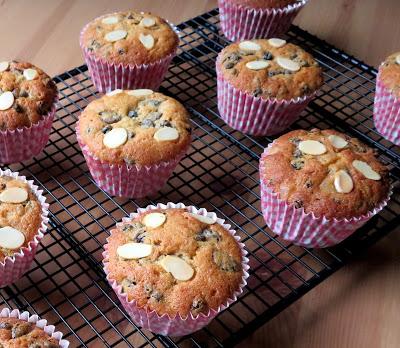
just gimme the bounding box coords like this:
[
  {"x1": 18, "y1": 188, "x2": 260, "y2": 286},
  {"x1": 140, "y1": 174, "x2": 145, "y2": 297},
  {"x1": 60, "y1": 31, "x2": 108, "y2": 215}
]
[
  {"x1": 218, "y1": 0, "x2": 308, "y2": 41},
  {"x1": 0, "y1": 60, "x2": 58, "y2": 164},
  {"x1": 103, "y1": 202, "x2": 249, "y2": 336},
  {"x1": 80, "y1": 10, "x2": 179, "y2": 93},
  {"x1": 76, "y1": 89, "x2": 191, "y2": 198},
  {"x1": 259, "y1": 129, "x2": 391, "y2": 248},
  {"x1": 373, "y1": 52, "x2": 400, "y2": 146},
  {"x1": 216, "y1": 38, "x2": 323, "y2": 136}
]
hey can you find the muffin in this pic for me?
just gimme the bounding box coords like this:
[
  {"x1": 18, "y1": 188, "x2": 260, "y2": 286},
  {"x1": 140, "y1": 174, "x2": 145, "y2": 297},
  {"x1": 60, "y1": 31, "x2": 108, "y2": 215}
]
[
  {"x1": 103, "y1": 202, "x2": 249, "y2": 336},
  {"x1": 218, "y1": 0, "x2": 308, "y2": 41},
  {"x1": 0, "y1": 60, "x2": 58, "y2": 163},
  {"x1": 216, "y1": 38, "x2": 323, "y2": 135},
  {"x1": 259, "y1": 129, "x2": 391, "y2": 248},
  {"x1": 76, "y1": 89, "x2": 191, "y2": 198},
  {"x1": 373, "y1": 52, "x2": 400, "y2": 145},
  {"x1": 0, "y1": 308, "x2": 69, "y2": 347},
  {"x1": 0, "y1": 169, "x2": 49, "y2": 287},
  {"x1": 80, "y1": 10, "x2": 179, "y2": 93}
]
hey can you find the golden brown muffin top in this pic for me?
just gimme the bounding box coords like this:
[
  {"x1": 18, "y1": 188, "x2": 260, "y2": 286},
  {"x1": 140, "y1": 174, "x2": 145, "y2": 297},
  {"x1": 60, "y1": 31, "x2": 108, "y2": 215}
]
[
  {"x1": 226, "y1": 0, "x2": 299, "y2": 9},
  {"x1": 81, "y1": 11, "x2": 179, "y2": 65},
  {"x1": 78, "y1": 89, "x2": 191, "y2": 166},
  {"x1": 217, "y1": 38, "x2": 323, "y2": 100},
  {"x1": 379, "y1": 52, "x2": 400, "y2": 97},
  {"x1": 0, "y1": 61, "x2": 57, "y2": 131},
  {"x1": 260, "y1": 129, "x2": 390, "y2": 219},
  {"x1": 0, "y1": 176, "x2": 42, "y2": 262},
  {"x1": 105, "y1": 208, "x2": 244, "y2": 317},
  {"x1": 0, "y1": 317, "x2": 60, "y2": 347}
]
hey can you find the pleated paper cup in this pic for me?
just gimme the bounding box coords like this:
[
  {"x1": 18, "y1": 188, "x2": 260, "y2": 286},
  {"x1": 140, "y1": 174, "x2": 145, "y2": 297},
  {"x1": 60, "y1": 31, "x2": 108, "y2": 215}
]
[
  {"x1": 218, "y1": 0, "x2": 308, "y2": 41},
  {"x1": 0, "y1": 308, "x2": 69, "y2": 347},
  {"x1": 0, "y1": 169, "x2": 49, "y2": 287},
  {"x1": 373, "y1": 69, "x2": 400, "y2": 145},
  {"x1": 103, "y1": 202, "x2": 250, "y2": 336},
  {"x1": 259, "y1": 146, "x2": 392, "y2": 248},
  {"x1": 216, "y1": 61, "x2": 315, "y2": 136}
]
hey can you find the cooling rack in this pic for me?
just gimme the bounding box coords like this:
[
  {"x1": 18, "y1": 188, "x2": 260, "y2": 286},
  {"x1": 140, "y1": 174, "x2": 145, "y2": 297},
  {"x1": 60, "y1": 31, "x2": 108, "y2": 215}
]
[{"x1": 1, "y1": 8, "x2": 399, "y2": 348}]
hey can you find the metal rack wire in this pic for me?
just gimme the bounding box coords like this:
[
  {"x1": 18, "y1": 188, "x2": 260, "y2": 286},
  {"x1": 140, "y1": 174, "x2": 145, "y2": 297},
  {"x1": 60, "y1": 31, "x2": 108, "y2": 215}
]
[{"x1": 1, "y1": 8, "x2": 399, "y2": 348}]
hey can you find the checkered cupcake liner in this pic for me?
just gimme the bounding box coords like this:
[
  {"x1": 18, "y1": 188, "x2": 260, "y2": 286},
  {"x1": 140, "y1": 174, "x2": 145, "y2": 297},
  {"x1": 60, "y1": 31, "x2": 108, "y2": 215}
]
[
  {"x1": 0, "y1": 169, "x2": 49, "y2": 287},
  {"x1": 373, "y1": 70, "x2": 400, "y2": 146},
  {"x1": 0, "y1": 100, "x2": 57, "y2": 164},
  {"x1": 218, "y1": 0, "x2": 308, "y2": 41},
  {"x1": 259, "y1": 145, "x2": 392, "y2": 248},
  {"x1": 0, "y1": 308, "x2": 69, "y2": 347},
  {"x1": 103, "y1": 202, "x2": 250, "y2": 336},
  {"x1": 80, "y1": 13, "x2": 177, "y2": 94},
  {"x1": 216, "y1": 61, "x2": 316, "y2": 136}
]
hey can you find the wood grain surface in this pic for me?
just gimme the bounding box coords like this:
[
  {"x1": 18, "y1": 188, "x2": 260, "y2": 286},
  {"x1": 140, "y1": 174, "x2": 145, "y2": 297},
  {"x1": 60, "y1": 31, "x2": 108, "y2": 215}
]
[{"x1": 0, "y1": 1, "x2": 399, "y2": 347}]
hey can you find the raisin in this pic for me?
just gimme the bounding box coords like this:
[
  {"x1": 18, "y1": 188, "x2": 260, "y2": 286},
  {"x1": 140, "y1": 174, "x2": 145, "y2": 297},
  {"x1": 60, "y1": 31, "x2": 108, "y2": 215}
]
[
  {"x1": 118, "y1": 48, "x2": 125, "y2": 55},
  {"x1": 37, "y1": 101, "x2": 50, "y2": 115},
  {"x1": 293, "y1": 149, "x2": 303, "y2": 158},
  {"x1": 158, "y1": 120, "x2": 172, "y2": 128},
  {"x1": 88, "y1": 39, "x2": 101, "y2": 51},
  {"x1": 291, "y1": 159, "x2": 305, "y2": 170},
  {"x1": 99, "y1": 111, "x2": 122, "y2": 124},
  {"x1": 141, "y1": 119, "x2": 154, "y2": 128},
  {"x1": 102, "y1": 125, "x2": 112, "y2": 134},
  {"x1": 128, "y1": 110, "x2": 138, "y2": 118},
  {"x1": 301, "y1": 84, "x2": 311, "y2": 94},
  {"x1": 253, "y1": 88, "x2": 262, "y2": 97},
  {"x1": 140, "y1": 99, "x2": 162, "y2": 108},
  {"x1": 191, "y1": 298, "x2": 206, "y2": 315},
  {"x1": 86, "y1": 127, "x2": 92, "y2": 134},
  {"x1": 13, "y1": 103, "x2": 23, "y2": 113},
  {"x1": 305, "y1": 180, "x2": 313, "y2": 188},
  {"x1": 0, "y1": 322, "x2": 11, "y2": 329},
  {"x1": 127, "y1": 130, "x2": 135, "y2": 139},
  {"x1": 195, "y1": 229, "x2": 221, "y2": 242},
  {"x1": 121, "y1": 278, "x2": 136, "y2": 293},
  {"x1": 294, "y1": 200, "x2": 303, "y2": 209},
  {"x1": 263, "y1": 51, "x2": 273, "y2": 60},
  {"x1": 150, "y1": 291, "x2": 163, "y2": 302},
  {"x1": 212, "y1": 250, "x2": 240, "y2": 272},
  {"x1": 144, "y1": 284, "x2": 153, "y2": 298},
  {"x1": 11, "y1": 322, "x2": 32, "y2": 338},
  {"x1": 224, "y1": 62, "x2": 235, "y2": 69}
]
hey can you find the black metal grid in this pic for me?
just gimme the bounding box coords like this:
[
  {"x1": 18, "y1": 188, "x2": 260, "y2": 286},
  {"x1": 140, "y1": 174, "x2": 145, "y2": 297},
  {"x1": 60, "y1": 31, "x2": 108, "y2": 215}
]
[{"x1": 0, "y1": 8, "x2": 399, "y2": 348}]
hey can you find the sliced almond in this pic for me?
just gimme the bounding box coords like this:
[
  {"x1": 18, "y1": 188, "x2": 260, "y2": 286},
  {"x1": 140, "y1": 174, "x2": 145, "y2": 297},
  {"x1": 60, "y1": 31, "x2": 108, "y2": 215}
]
[
  {"x1": 276, "y1": 57, "x2": 300, "y2": 72},
  {"x1": 245, "y1": 60, "x2": 270, "y2": 70},
  {"x1": 117, "y1": 242, "x2": 152, "y2": 259},
  {"x1": 0, "y1": 187, "x2": 28, "y2": 203},
  {"x1": 0, "y1": 91, "x2": 14, "y2": 111},
  {"x1": 103, "y1": 128, "x2": 128, "y2": 149},
  {"x1": 139, "y1": 33, "x2": 155, "y2": 49},
  {"x1": 328, "y1": 135, "x2": 348, "y2": 149},
  {"x1": 352, "y1": 160, "x2": 381, "y2": 180},
  {"x1": 334, "y1": 170, "x2": 354, "y2": 193},
  {"x1": 23, "y1": 68, "x2": 38, "y2": 81},
  {"x1": 396, "y1": 55, "x2": 400, "y2": 65},
  {"x1": 106, "y1": 89, "x2": 123, "y2": 96},
  {"x1": 102, "y1": 16, "x2": 119, "y2": 25},
  {"x1": 154, "y1": 127, "x2": 179, "y2": 141},
  {"x1": 0, "y1": 61, "x2": 9, "y2": 72},
  {"x1": 127, "y1": 89, "x2": 153, "y2": 97},
  {"x1": 160, "y1": 255, "x2": 194, "y2": 281},
  {"x1": 298, "y1": 140, "x2": 327, "y2": 155},
  {"x1": 238, "y1": 41, "x2": 261, "y2": 51},
  {"x1": 140, "y1": 17, "x2": 156, "y2": 27},
  {"x1": 268, "y1": 38, "x2": 286, "y2": 48},
  {"x1": 187, "y1": 213, "x2": 215, "y2": 224},
  {"x1": 105, "y1": 30, "x2": 127, "y2": 42},
  {"x1": 143, "y1": 212, "x2": 166, "y2": 228},
  {"x1": 0, "y1": 226, "x2": 25, "y2": 249}
]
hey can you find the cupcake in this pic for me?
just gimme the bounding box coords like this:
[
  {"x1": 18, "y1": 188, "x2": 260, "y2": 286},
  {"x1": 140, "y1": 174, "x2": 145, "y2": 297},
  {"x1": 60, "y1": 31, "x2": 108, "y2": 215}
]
[
  {"x1": 259, "y1": 129, "x2": 391, "y2": 248},
  {"x1": 76, "y1": 89, "x2": 191, "y2": 198},
  {"x1": 373, "y1": 52, "x2": 400, "y2": 146},
  {"x1": 80, "y1": 11, "x2": 179, "y2": 93},
  {"x1": 103, "y1": 202, "x2": 249, "y2": 336},
  {"x1": 0, "y1": 308, "x2": 69, "y2": 347},
  {"x1": 0, "y1": 60, "x2": 58, "y2": 164},
  {"x1": 216, "y1": 38, "x2": 323, "y2": 136},
  {"x1": 218, "y1": 0, "x2": 308, "y2": 41},
  {"x1": 0, "y1": 169, "x2": 49, "y2": 287}
]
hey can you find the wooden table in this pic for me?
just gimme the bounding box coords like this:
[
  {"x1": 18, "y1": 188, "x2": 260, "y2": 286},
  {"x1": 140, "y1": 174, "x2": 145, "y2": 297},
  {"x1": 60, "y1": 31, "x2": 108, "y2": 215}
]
[{"x1": 1, "y1": 1, "x2": 399, "y2": 347}]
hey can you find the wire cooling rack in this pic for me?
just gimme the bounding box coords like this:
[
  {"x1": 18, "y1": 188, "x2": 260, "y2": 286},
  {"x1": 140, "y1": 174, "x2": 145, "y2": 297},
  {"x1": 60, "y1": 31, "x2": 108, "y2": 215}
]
[{"x1": 1, "y1": 8, "x2": 399, "y2": 348}]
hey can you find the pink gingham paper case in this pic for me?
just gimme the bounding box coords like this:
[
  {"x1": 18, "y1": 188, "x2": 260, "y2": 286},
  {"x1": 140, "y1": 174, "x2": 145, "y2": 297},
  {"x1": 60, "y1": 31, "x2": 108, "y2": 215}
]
[
  {"x1": 259, "y1": 146, "x2": 391, "y2": 248},
  {"x1": 0, "y1": 308, "x2": 69, "y2": 347},
  {"x1": 373, "y1": 71, "x2": 400, "y2": 146},
  {"x1": 103, "y1": 202, "x2": 250, "y2": 336},
  {"x1": 0, "y1": 169, "x2": 49, "y2": 287},
  {"x1": 218, "y1": 0, "x2": 308, "y2": 41}
]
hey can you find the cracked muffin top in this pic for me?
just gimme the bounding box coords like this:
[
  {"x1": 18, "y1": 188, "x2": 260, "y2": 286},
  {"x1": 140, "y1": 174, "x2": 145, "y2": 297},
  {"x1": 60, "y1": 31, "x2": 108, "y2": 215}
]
[
  {"x1": 217, "y1": 38, "x2": 323, "y2": 100},
  {"x1": 80, "y1": 10, "x2": 179, "y2": 65},
  {"x1": 0, "y1": 61, "x2": 57, "y2": 131},
  {"x1": 0, "y1": 176, "x2": 42, "y2": 262},
  {"x1": 226, "y1": 0, "x2": 300, "y2": 8},
  {"x1": 378, "y1": 52, "x2": 400, "y2": 97},
  {"x1": 260, "y1": 129, "x2": 390, "y2": 219},
  {"x1": 104, "y1": 208, "x2": 244, "y2": 317},
  {"x1": 0, "y1": 317, "x2": 60, "y2": 347},
  {"x1": 77, "y1": 89, "x2": 191, "y2": 166}
]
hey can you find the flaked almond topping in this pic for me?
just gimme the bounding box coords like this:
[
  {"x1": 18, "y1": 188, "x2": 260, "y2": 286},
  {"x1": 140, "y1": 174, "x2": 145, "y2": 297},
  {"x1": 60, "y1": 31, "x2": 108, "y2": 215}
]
[
  {"x1": 143, "y1": 212, "x2": 166, "y2": 228},
  {"x1": 352, "y1": 160, "x2": 381, "y2": 180},
  {"x1": 334, "y1": 170, "x2": 354, "y2": 193},
  {"x1": 127, "y1": 89, "x2": 153, "y2": 97},
  {"x1": 0, "y1": 187, "x2": 28, "y2": 203},
  {"x1": 0, "y1": 91, "x2": 14, "y2": 111},
  {"x1": 245, "y1": 60, "x2": 270, "y2": 70},
  {"x1": 105, "y1": 30, "x2": 127, "y2": 42},
  {"x1": 396, "y1": 55, "x2": 400, "y2": 65},
  {"x1": 117, "y1": 242, "x2": 152, "y2": 259},
  {"x1": 103, "y1": 128, "x2": 128, "y2": 149},
  {"x1": 238, "y1": 41, "x2": 261, "y2": 51},
  {"x1": 139, "y1": 33, "x2": 155, "y2": 49},
  {"x1": 154, "y1": 127, "x2": 179, "y2": 141},
  {"x1": 106, "y1": 89, "x2": 123, "y2": 96},
  {"x1": 102, "y1": 16, "x2": 119, "y2": 25},
  {"x1": 328, "y1": 135, "x2": 348, "y2": 149},
  {"x1": 0, "y1": 226, "x2": 25, "y2": 249},
  {"x1": 23, "y1": 68, "x2": 38, "y2": 81},
  {"x1": 160, "y1": 255, "x2": 194, "y2": 281},
  {"x1": 187, "y1": 212, "x2": 215, "y2": 224},
  {"x1": 276, "y1": 57, "x2": 300, "y2": 72},
  {"x1": 140, "y1": 17, "x2": 156, "y2": 27},
  {"x1": 298, "y1": 140, "x2": 327, "y2": 155},
  {"x1": 0, "y1": 61, "x2": 9, "y2": 72},
  {"x1": 268, "y1": 38, "x2": 286, "y2": 48}
]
